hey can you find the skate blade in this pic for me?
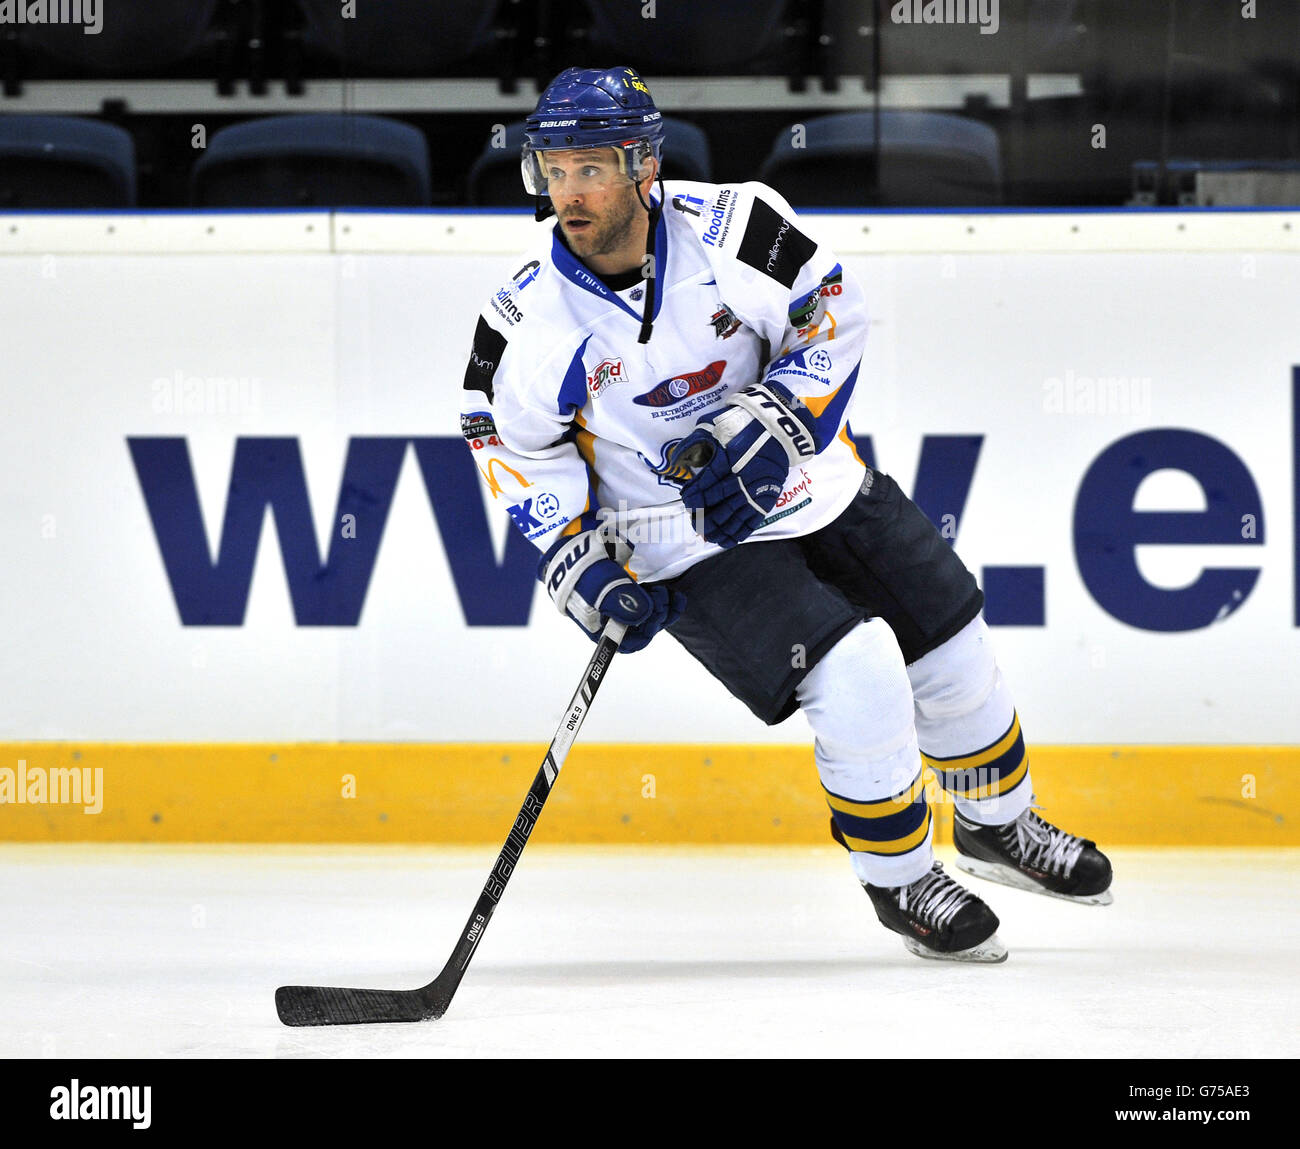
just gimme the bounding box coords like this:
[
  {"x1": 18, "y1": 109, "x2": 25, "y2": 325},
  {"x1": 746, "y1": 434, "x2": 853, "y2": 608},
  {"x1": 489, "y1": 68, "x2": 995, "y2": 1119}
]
[
  {"x1": 955, "y1": 856, "x2": 1114, "y2": 906},
  {"x1": 903, "y1": 932, "x2": 1008, "y2": 963}
]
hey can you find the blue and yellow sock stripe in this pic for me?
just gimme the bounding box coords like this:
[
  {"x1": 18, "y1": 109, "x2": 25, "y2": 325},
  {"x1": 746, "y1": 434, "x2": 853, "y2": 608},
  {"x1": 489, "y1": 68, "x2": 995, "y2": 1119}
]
[
  {"x1": 922, "y1": 713, "x2": 1029, "y2": 800},
  {"x1": 824, "y1": 773, "x2": 931, "y2": 855}
]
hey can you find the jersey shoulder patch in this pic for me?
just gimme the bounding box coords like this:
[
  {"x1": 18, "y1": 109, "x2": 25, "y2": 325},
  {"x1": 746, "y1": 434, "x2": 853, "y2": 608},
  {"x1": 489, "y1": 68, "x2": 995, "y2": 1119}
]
[
  {"x1": 737, "y1": 196, "x2": 817, "y2": 289},
  {"x1": 464, "y1": 316, "x2": 507, "y2": 404}
]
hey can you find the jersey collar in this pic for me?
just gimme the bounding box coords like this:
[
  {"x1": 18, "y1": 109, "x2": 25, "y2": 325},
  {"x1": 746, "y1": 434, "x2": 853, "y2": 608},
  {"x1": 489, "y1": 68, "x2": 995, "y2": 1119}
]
[{"x1": 549, "y1": 198, "x2": 668, "y2": 324}]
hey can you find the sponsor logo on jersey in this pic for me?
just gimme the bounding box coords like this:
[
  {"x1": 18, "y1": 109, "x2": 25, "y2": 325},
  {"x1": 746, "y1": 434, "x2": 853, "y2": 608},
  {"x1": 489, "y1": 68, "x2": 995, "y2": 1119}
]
[
  {"x1": 709, "y1": 303, "x2": 741, "y2": 340},
  {"x1": 789, "y1": 267, "x2": 842, "y2": 328},
  {"x1": 507, "y1": 500, "x2": 541, "y2": 531},
  {"x1": 672, "y1": 193, "x2": 705, "y2": 217},
  {"x1": 479, "y1": 457, "x2": 531, "y2": 500},
  {"x1": 491, "y1": 286, "x2": 524, "y2": 325},
  {"x1": 461, "y1": 411, "x2": 500, "y2": 447},
  {"x1": 512, "y1": 260, "x2": 541, "y2": 290},
  {"x1": 463, "y1": 317, "x2": 507, "y2": 402},
  {"x1": 633, "y1": 361, "x2": 726, "y2": 408},
  {"x1": 767, "y1": 347, "x2": 833, "y2": 390},
  {"x1": 701, "y1": 188, "x2": 736, "y2": 248},
  {"x1": 587, "y1": 357, "x2": 629, "y2": 397},
  {"x1": 766, "y1": 220, "x2": 791, "y2": 273},
  {"x1": 738, "y1": 198, "x2": 817, "y2": 288},
  {"x1": 774, "y1": 467, "x2": 813, "y2": 510}
]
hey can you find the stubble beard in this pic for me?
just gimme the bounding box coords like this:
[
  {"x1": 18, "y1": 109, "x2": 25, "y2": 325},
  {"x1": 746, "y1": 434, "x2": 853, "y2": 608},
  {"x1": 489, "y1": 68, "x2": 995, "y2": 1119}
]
[{"x1": 568, "y1": 188, "x2": 642, "y2": 259}]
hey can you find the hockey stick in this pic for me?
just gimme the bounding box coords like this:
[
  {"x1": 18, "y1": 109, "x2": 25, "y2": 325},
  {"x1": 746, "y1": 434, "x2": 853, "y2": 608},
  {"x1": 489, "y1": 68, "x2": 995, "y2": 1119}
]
[{"x1": 275, "y1": 617, "x2": 629, "y2": 1026}]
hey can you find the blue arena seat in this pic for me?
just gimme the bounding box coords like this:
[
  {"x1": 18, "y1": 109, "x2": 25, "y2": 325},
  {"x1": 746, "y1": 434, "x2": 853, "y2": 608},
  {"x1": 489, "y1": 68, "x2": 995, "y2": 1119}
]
[
  {"x1": 758, "y1": 111, "x2": 1002, "y2": 207},
  {"x1": 191, "y1": 115, "x2": 432, "y2": 207},
  {"x1": 295, "y1": 0, "x2": 499, "y2": 75},
  {"x1": 19, "y1": 0, "x2": 221, "y2": 76},
  {"x1": 0, "y1": 115, "x2": 136, "y2": 207},
  {"x1": 580, "y1": 0, "x2": 790, "y2": 72},
  {"x1": 467, "y1": 118, "x2": 714, "y2": 207}
]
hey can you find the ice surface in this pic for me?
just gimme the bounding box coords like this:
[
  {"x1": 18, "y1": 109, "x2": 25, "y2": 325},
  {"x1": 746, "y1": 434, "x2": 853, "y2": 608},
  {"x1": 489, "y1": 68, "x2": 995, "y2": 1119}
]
[{"x1": 1, "y1": 844, "x2": 1295, "y2": 1059}]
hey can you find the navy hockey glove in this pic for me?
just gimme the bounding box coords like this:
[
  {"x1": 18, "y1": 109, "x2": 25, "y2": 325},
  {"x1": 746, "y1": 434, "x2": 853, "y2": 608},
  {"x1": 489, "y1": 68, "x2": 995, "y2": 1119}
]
[
  {"x1": 539, "y1": 528, "x2": 685, "y2": 653},
  {"x1": 675, "y1": 381, "x2": 818, "y2": 548}
]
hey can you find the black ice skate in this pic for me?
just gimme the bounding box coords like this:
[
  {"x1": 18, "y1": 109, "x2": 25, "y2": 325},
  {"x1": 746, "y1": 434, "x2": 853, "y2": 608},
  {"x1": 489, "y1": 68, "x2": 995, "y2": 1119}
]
[
  {"x1": 953, "y1": 802, "x2": 1114, "y2": 905},
  {"x1": 829, "y1": 818, "x2": 1006, "y2": 962},
  {"x1": 863, "y1": 861, "x2": 1007, "y2": 963}
]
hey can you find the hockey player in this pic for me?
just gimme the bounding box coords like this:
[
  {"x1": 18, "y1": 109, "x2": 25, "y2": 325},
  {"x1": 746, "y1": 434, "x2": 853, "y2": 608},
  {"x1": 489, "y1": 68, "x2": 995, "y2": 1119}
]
[{"x1": 461, "y1": 66, "x2": 1113, "y2": 962}]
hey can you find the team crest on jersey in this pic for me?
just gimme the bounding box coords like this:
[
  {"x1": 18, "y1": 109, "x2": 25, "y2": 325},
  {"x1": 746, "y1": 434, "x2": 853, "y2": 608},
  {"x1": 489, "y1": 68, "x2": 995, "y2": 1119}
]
[
  {"x1": 587, "y1": 357, "x2": 629, "y2": 397},
  {"x1": 709, "y1": 303, "x2": 741, "y2": 340},
  {"x1": 633, "y1": 361, "x2": 726, "y2": 408},
  {"x1": 638, "y1": 437, "x2": 696, "y2": 487}
]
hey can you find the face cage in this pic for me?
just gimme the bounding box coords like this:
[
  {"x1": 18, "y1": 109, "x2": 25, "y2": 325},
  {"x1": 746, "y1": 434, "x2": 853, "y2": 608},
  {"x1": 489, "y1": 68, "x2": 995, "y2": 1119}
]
[{"x1": 521, "y1": 138, "x2": 656, "y2": 198}]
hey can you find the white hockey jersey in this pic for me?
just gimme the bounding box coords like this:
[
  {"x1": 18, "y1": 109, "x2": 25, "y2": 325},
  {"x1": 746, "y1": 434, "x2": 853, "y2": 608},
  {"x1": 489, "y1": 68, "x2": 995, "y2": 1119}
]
[{"x1": 460, "y1": 179, "x2": 869, "y2": 583}]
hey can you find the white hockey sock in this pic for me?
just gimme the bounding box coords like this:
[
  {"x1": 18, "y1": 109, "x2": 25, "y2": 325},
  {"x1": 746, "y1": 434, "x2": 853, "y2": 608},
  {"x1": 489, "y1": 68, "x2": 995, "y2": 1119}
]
[
  {"x1": 797, "y1": 618, "x2": 934, "y2": 888},
  {"x1": 907, "y1": 615, "x2": 1033, "y2": 827}
]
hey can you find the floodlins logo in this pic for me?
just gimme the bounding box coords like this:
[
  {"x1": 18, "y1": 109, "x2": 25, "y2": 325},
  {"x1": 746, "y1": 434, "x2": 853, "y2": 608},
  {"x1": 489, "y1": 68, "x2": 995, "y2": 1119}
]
[
  {"x1": 633, "y1": 361, "x2": 726, "y2": 408},
  {"x1": 701, "y1": 188, "x2": 735, "y2": 248}
]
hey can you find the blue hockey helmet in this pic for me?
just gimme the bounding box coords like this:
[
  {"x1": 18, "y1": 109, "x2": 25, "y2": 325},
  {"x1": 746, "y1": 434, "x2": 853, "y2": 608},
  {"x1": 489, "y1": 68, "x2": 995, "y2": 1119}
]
[{"x1": 522, "y1": 66, "x2": 666, "y2": 199}]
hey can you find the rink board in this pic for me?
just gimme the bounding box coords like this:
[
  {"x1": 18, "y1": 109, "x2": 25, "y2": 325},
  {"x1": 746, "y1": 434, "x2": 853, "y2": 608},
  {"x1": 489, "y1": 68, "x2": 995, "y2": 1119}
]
[
  {"x1": 0, "y1": 743, "x2": 1294, "y2": 846},
  {"x1": 2, "y1": 210, "x2": 1299, "y2": 845}
]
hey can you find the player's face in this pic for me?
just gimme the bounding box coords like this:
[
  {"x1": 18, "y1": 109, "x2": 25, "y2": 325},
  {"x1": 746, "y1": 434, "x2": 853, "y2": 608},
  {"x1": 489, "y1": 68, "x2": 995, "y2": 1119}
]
[{"x1": 545, "y1": 148, "x2": 643, "y2": 261}]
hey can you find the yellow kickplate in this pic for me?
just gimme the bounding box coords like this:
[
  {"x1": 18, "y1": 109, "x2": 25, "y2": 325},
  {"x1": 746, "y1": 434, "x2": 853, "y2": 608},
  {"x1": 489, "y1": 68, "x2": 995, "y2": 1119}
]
[{"x1": 0, "y1": 744, "x2": 1293, "y2": 846}]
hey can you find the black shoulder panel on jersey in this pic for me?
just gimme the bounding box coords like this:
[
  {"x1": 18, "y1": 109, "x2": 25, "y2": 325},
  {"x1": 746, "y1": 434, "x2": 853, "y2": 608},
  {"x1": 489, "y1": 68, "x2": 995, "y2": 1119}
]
[
  {"x1": 737, "y1": 198, "x2": 817, "y2": 290},
  {"x1": 463, "y1": 316, "x2": 508, "y2": 404}
]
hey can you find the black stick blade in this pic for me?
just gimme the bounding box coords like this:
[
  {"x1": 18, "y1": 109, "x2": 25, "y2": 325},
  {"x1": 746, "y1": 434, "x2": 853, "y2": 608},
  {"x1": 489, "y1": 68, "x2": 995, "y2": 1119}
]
[{"x1": 275, "y1": 984, "x2": 444, "y2": 1026}]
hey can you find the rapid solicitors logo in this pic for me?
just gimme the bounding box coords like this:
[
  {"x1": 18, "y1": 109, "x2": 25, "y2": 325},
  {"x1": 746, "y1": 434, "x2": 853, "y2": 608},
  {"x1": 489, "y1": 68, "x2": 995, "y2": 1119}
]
[
  {"x1": 587, "y1": 357, "x2": 629, "y2": 397},
  {"x1": 890, "y1": 0, "x2": 999, "y2": 35},
  {"x1": 0, "y1": 0, "x2": 103, "y2": 34}
]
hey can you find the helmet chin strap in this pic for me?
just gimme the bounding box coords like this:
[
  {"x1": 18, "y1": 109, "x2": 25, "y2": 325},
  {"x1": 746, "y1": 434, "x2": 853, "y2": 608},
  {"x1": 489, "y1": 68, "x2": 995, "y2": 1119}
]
[{"x1": 635, "y1": 172, "x2": 665, "y2": 345}]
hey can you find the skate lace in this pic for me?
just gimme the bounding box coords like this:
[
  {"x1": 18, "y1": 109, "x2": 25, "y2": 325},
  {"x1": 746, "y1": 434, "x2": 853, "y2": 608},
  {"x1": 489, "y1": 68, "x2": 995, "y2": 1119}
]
[
  {"x1": 1004, "y1": 804, "x2": 1085, "y2": 877},
  {"x1": 899, "y1": 863, "x2": 973, "y2": 929}
]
